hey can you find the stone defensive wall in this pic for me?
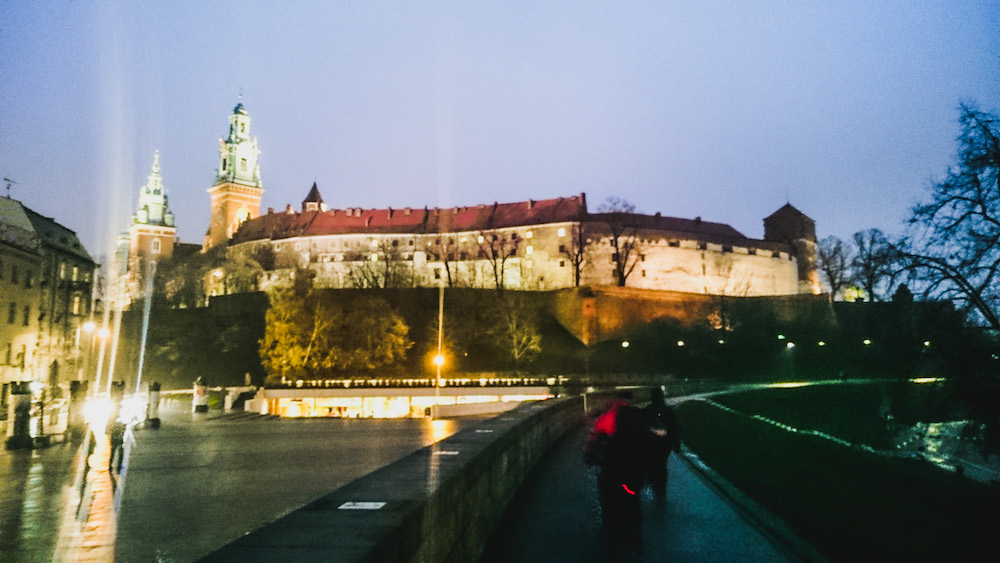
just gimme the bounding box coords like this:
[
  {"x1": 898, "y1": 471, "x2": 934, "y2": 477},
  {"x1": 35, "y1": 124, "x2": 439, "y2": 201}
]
[
  {"x1": 548, "y1": 285, "x2": 835, "y2": 345},
  {"x1": 200, "y1": 396, "x2": 586, "y2": 562}
]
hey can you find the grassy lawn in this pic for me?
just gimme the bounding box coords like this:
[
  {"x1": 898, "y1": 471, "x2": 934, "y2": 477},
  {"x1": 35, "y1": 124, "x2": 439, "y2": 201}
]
[{"x1": 676, "y1": 398, "x2": 1000, "y2": 562}]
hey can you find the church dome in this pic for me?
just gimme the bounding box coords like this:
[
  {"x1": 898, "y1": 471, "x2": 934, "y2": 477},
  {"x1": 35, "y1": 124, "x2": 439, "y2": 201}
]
[{"x1": 233, "y1": 102, "x2": 247, "y2": 115}]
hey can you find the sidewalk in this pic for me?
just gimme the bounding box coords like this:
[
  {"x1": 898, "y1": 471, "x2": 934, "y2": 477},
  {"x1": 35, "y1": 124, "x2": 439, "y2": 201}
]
[{"x1": 483, "y1": 419, "x2": 802, "y2": 562}]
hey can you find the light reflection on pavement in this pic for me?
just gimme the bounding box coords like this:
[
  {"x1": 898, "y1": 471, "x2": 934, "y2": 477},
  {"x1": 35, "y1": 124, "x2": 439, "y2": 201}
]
[{"x1": 1, "y1": 401, "x2": 474, "y2": 562}]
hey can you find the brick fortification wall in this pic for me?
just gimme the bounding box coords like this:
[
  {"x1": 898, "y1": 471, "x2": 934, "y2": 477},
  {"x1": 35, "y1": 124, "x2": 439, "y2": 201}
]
[
  {"x1": 548, "y1": 286, "x2": 834, "y2": 345},
  {"x1": 200, "y1": 397, "x2": 584, "y2": 562}
]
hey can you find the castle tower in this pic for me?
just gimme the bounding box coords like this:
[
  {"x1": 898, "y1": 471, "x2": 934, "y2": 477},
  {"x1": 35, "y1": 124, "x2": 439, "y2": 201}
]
[
  {"x1": 127, "y1": 151, "x2": 177, "y2": 297},
  {"x1": 203, "y1": 101, "x2": 263, "y2": 250},
  {"x1": 763, "y1": 203, "x2": 822, "y2": 295}
]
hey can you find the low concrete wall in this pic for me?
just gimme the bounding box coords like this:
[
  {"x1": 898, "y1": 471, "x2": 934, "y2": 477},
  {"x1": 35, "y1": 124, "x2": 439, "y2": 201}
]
[{"x1": 200, "y1": 396, "x2": 585, "y2": 562}]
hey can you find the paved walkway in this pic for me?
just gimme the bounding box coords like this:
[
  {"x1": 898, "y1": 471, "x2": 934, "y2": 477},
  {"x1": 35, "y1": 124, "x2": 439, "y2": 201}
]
[{"x1": 483, "y1": 417, "x2": 799, "y2": 562}]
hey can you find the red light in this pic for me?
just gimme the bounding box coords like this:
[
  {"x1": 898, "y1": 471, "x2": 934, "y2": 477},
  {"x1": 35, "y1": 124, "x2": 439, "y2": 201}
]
[{"x1": 621, "y1": 484, "x2": 636, "y2": 496}]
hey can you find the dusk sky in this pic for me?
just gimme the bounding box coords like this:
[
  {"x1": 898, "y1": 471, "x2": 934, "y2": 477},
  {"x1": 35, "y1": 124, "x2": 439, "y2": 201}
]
[{"x1": 1, "y1": 1, "x2": 997, "y2": 260}]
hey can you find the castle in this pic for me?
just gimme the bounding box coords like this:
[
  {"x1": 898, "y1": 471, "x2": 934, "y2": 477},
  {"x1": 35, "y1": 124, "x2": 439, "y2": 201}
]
[{"x1": 125, "y1": 102, "x2": 821, "y2": 300}]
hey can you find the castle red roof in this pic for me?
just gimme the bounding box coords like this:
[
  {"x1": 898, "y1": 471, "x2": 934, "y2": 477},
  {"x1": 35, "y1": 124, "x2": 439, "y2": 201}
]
[
  {"x1": 229, "y1": 190, "x2": 780, "y2": 249},
  {"x1": 231, "y1": 194, "x2": 588, "y2": 243}
]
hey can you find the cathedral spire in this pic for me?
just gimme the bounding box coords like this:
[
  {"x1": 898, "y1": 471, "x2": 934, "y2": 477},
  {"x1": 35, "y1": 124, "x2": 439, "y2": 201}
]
[
  {"x1": 217, "y1": 101, "x2": 261, "y2": 186},
  {"x1": 134, "y1": 150, "x2": 174, "y2": 227}
]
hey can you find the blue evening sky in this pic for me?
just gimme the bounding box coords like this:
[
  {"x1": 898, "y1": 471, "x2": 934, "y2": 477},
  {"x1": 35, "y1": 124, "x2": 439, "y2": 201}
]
[{"x1": 1, "y1": 1, "x2": 997, "y2": 260}]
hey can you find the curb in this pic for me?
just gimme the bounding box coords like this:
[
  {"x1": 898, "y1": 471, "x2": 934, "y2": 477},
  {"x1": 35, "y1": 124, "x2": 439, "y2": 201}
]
[{"x1": 677, "y1": 447, "x2": 831, "y2": 563}]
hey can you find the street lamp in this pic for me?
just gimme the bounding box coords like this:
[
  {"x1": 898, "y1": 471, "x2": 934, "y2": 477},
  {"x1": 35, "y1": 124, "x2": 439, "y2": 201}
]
[{"x1": 433, "y1": 280, "x2": 444, "y2": 418}]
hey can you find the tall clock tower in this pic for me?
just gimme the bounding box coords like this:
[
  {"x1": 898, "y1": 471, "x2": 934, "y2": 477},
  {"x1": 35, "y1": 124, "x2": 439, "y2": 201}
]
[{"x1": 203, "y1": 101, "x2": 263, "y2": 250}]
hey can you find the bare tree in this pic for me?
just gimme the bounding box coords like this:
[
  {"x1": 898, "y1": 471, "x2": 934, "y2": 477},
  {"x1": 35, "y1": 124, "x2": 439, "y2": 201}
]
[
  {"x1": 817, "y1": 235, "x2": 854, "y2": 299},
  {"x1": 896, "y1": 104, "x2": 1000, "y2": 329},
  {"x1": 495, "y1": 293, "x2": 542, "y2": 370},
  {"x1": 427, "y1": 235, "x2": 459, "y2": 287},
  {"x1": 347, "y1": 239, "x2": 412, "y2": 289},
  {"x1": 851, "y1": 229, "x2": 894, "y2": 302},
  {"x1": 561, "y1": 223, "x2": 590, "y2": 287},
  {"x1": 596, "y1": 197, "x2": 641, "y2": 287},
  {"x1": 477, "y1": 229, "x2": 518, "y2": 291}
]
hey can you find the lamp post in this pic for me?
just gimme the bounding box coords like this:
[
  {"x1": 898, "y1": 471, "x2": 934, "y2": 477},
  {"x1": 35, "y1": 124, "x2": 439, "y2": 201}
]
[{"x1": 433, "y1": 280, "x2": 444, "y2": 418}]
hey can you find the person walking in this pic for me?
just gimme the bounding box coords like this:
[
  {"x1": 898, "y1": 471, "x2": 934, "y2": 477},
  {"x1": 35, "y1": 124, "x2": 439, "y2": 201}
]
[
  {"x1": 584, "y1": 391, "x2": 646, "y2": 555},
  {"x1": 642, "y1": 386, "x2": 681, "y2": 502}
]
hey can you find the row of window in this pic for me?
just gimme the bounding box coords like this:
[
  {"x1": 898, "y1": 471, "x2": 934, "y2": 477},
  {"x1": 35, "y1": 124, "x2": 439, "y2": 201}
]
[
  {"x1": 1, "y1": 259, "x2": 88, "y2": 283},
  {"x1": 5, "y1": 296, "x2": 85, "y2": 325},
  {"x1": 7, "y1": 303, "x2": 31, "y2": 326},
  {"x1": 282, "y1": 227, "x2": 572, "y2": 253}
]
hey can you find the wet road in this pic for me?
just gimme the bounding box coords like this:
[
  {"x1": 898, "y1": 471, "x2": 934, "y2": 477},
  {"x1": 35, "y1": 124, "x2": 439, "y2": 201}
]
[{"x1": 0, "y1": 401, "x2": 473, "y2": 562}]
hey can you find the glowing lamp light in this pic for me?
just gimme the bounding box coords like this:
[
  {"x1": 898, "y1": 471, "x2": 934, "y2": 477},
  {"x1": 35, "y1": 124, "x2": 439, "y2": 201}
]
[
  {"x1": 621, "y1": 341, "x2": 630, "y2": 348},
  {"x1": 818, "y1": 341, "x2": 826, "y2": 347},
  {"x1": 863, "y1": 339, "x2": 872, "y2": 346},
  {"x1": 433, "y1": 354, "x2": 445, "y2": 367},
  {"x1": 98, "y1": 327, "x2": 111, "y2": 339},
  {"x1": 84, "y1": 397, "x2": 113, "y2": 431},
  {"x1": 370, "y1": 253, "x2": 379, "y2": 262},
  {"x1": 676, "y1": 340, "x2": 685, "y2": 347},
  {"x1": 923, "y1": 341, "x2": 931, "y2": 348},
  {"x1": 718, "y1": 339, "x2": 725, "y2": 345},
  {"x1": 786, "y1": 342, "x2": 795, "y2": 349},
  {"x1": 777, "y1": 334, "x2": 786, "y2": 340},
  {"x1": 83, "y1": 321, "x2": 96, "y2": 333}
]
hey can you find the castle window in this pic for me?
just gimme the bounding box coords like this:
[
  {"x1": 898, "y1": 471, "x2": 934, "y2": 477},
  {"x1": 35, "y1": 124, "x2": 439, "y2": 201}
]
[
  {"x1": 698, "y1": 242, "x2": 707, "y2": 250},
  {"x1": 640, "y1": 254, "x2": 646, "y2": 262},
  {"x1": 526, "y1": 230, "x2": 533, "y2": 239},
  {"x1": 559, "y1": 260, "x2": 565, "y2": 268},
  {"x1": 392, "y1": 240, "x2": 399, "y2": 247},
  {"x1": 240, "y1": 123, "x2": 245, "y2": 133},
  {"x1": 526, "y1": 245, "x2": 533, "y2": 255},
  {"x1": 408, "y1": 240, "x2": 414, "y2": 246},
  {"x1": 11, "y1": 266, "x2": 18, "y2": 285},
  {"x1": 151, "y1": 239, "x2": 161, "y2": 254},
  {"x1": 22, "y1": 305, "x2": 30, "y2": 326},
  {"x1": 642, "y1": 270, "x2": 646, "y2": 277},
  {"x1": 72, "y1": 296, "x2": 81, "y2": 315},
  {"x1": 59, "y1": 262, "x2": 66, "y2": 279},
  {"x1": 241, "y1": 158, "x2": 247, "y2": 171},
  {"x1": 559, "y1": 244, "x2": 566, "y2": 253},
  {"x1": 433, "y1": 268, "x2": 441, "y2": 280},
  {"x1": 722, "y1": 245, "x2": 732, "y2": 253},
  {"x1": 7, "y1": 303, "x2": 15, "y2": 324},
  {"x1": 24, "y1": 271, "x2": 32, "y2": 288},
  {"x1": 4, "y1": 343, "x2": 10, "y2": 364},
  {"x1": 558, "y1": 228, "x2": 566, "y2": 237},
  {"x1": 222, "y1": 159, "x2": 227, "y2": 171},
  {"x1": 748, "y1": 248, "x2": 757, "y2": 255}
]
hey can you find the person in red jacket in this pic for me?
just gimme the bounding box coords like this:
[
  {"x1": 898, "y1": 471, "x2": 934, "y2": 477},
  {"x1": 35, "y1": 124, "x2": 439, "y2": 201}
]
[{"x1": 584, "y1": 391, "x2": 646, "y2": 554}]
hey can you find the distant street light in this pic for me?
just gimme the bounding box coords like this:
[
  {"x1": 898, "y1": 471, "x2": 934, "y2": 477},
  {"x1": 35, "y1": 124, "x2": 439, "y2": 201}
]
[
  {"x1": 676, "y1": 340, "x2": 685, "y2": 347},
  {"x1": 621, "y1": 341, "x2": 629, "y2": 348}
]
